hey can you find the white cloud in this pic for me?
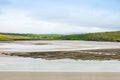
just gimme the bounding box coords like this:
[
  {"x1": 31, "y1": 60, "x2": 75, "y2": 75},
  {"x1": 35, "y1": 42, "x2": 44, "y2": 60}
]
[
  {"x1": 31, "y1": 6, "x2": 120, "y2": 30},
  {"x1": 0, "y1": 9, "x2": 112, "y2": 34},
  {"x1": 0, "y1": 0, "x2": 120, "y2": 34}
]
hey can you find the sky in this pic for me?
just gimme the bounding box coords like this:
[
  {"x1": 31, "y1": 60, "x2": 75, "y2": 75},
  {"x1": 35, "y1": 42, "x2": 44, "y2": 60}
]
[{"x1": 0, "y1": 0, "x2": 120, "y2": 34}]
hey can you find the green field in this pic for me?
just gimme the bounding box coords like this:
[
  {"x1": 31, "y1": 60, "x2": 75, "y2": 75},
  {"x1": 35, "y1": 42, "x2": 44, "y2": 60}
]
[{"x1": 0, "y1": 31, "x2": 120, "y2": 42}]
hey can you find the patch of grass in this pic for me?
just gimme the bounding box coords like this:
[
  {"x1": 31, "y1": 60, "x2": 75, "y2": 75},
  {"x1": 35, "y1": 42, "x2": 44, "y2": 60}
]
[{"x1": 0, "y1": 34, "x2": 30, "y2": 40}]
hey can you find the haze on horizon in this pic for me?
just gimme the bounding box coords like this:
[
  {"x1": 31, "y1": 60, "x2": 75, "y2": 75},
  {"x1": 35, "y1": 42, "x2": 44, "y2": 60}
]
[{"x1": 0, "y1": 0, "x2": 120, "y2": 34}]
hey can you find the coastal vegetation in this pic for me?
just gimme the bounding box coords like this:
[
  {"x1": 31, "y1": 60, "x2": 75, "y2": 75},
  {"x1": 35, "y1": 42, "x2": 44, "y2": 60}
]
[
  {"x1": 59, "y1": 31, "x2": 120, "y2": 42},
  {"x1": 0, "y1": 31, "x2": 120, "y2": 42}
]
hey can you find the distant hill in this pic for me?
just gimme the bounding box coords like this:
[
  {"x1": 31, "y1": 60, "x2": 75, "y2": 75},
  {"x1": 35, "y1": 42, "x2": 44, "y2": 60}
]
[
  {"x1": 59, "y1": 31, "x2": 120, "y2": 42},
  {"x1": 0, "y1": 31, "x2": 120, "y2": 42},
  {"x1": 0, "y1": 33, "x2": 62, "y2": 40},
  {"x1": 0, "y1": 33, "x2": 30, "y2": 40}
]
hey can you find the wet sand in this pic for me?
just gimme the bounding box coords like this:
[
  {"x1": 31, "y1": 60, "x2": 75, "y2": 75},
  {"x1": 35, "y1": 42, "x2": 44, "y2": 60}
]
[
  {"x1": 0, "y1": 53, "x2": 11, "y2": 57},
  {"x1": 0, "y1": 40, "x2": 120, "y2": 60},
  {"x1": 0, "y1": 72, "x2": 120, "y2": 80},
  {"x1": 2, "y1": 48, "x2": 120, "y2": 60}
]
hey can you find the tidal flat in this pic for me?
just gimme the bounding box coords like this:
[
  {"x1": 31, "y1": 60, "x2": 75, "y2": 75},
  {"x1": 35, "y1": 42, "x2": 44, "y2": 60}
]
[
  {"x1": 0, "y1": 40, "x2": 120, "y2": 60},
  {"x1": 0, "y1": 40, "x2": 120, "y2": 72},
  {"x1": 2, "y1": 49, "x2": 120, "y2": 60}
]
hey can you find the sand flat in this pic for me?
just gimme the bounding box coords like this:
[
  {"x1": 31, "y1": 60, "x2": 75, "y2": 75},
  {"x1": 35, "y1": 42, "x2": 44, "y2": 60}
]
[{"x1": 0, "y1": 72, "x2": 120, "y2": 80}]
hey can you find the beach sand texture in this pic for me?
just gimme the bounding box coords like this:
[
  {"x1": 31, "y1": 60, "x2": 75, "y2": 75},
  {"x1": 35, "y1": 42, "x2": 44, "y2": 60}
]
[{"x1": 0, "y1": 72, "x2": 120, "y2": 80}]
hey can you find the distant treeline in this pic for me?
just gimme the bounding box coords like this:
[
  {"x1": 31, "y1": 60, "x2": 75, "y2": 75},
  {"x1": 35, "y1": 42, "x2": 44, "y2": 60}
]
[{"x1": 0, "y1": 31, "x2": 120, "y2": 42}]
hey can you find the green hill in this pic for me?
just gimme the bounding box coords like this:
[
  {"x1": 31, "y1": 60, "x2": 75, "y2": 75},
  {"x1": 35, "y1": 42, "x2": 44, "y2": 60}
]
[
  {"x1": 0, "y1": 33, "x2": 30, "y2": 40},
  {"x1": 0, "y1": 31, "x2": 120, "y2": 42},
  {"x1": 0, "y1": 33, "x2": 62, "y2": 40},
  {"x1": 59, "y1": 31, "x2": 120, "y2": 42}
]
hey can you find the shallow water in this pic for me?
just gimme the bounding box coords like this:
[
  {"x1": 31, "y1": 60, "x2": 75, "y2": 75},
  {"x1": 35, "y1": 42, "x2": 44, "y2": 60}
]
[
  {"x1": 0, "y1": 57, "x2": 120, "y2": 72},
  {"x1": 0, "y1": 40, "x2": 120, "y2": 52}
]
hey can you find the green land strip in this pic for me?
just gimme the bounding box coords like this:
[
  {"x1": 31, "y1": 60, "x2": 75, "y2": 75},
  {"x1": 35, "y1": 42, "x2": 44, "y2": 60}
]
[{"x1": 0, "y1": 31, "x2": 120, "y2": 42}]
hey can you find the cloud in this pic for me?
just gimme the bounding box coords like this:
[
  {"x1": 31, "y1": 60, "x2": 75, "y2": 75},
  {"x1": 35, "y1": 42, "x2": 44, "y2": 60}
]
[
  {"x1": 31, "y1": 6, "x2": 120, "y2": 29},
  {"x1": 0, "y1": 9, "x2": 111, "y2": 34},
  {"x1": 0, "y1": 0, "x2": 119, "y2": 34}
]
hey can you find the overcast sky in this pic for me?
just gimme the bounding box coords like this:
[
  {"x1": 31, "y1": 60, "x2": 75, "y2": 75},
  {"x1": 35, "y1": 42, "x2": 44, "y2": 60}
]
[{"x1": 0, "y1": 0, "x2": 120, "y2": 34}]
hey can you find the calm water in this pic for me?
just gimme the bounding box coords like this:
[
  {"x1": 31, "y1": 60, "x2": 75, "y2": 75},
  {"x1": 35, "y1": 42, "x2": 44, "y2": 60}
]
[
  {"x1": 0, "y1": 57, "x2": 120, "y2": 72},
  {"x1": 0, "y1": 40, "x2": 120, "y2": 52}
]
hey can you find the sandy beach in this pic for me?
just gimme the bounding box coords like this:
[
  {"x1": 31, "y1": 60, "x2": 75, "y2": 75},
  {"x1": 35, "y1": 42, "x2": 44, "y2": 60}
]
[{"x1": 0, "y1": 72, "x2": 120, "y2": 80}]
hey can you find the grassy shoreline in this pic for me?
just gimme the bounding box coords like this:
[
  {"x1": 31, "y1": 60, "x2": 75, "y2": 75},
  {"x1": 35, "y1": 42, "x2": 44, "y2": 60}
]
[{"x1": 0, "y1": 31, "x2": 120, "y2": 42}]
